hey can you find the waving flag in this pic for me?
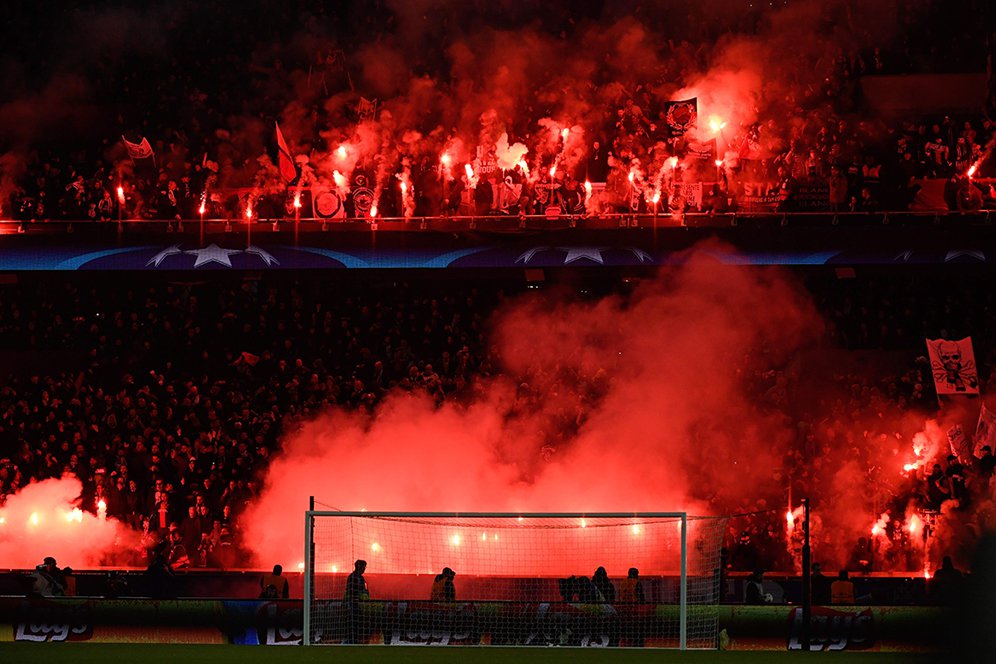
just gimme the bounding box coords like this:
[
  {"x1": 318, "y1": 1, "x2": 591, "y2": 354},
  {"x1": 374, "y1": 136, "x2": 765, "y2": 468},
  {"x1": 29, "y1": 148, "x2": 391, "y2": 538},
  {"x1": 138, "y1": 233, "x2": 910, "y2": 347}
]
[
  {"x1": 122, "y1": 136, "x2": 155, "y2": 163},
  {"x1": 275, "y1": 122, "x2": 297, "y2": 183}
]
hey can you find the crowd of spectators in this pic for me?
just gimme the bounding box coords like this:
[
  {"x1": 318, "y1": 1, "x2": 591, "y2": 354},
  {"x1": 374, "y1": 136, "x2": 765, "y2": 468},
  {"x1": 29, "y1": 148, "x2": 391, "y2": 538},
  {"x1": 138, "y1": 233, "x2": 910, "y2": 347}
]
[
  {"x1": 2, "y1": 2, "x2": 994, "y2": 223},
  {"x1": 0, "y1": 277, "x2": 498, "y2": 567},
  {"x1": 1, "y1": 271, "x2": 995, "y2": 577}
]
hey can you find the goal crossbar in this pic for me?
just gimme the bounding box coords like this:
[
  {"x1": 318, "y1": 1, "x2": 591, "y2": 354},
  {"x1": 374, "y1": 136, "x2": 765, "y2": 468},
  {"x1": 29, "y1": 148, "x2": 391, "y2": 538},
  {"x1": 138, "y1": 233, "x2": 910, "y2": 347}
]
[{"x1": 304, "y1": 510, "x2": 714, "y2": 649}]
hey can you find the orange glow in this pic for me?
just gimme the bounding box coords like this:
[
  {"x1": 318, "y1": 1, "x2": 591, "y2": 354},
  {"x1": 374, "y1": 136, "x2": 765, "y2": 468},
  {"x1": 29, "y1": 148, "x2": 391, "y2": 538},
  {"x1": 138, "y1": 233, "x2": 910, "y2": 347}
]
[
  {"x1": 29, "y1": 512, "x2": 39, "y2": 526},
  {"x1": 631, "y1": 524, "x2": 641, "y2": 536},
  {"x1": 907, "y1": 513, "x2": 922, "y2": 536},
  {"x1": 708, "y1": 116, "x2": 727, "y2": 133},
  {"x1": 450, "y1": 534, "x2": 462, "y2": 547},
  {"x1": 371, "y1": 542, "x2": 381, "y2": 553},
  {"x1": 580, "y1": 518, "x2": 587, "y2": 528},
  {"x1": 297, "y1": 562, "x2": 305, "y2": 570}
]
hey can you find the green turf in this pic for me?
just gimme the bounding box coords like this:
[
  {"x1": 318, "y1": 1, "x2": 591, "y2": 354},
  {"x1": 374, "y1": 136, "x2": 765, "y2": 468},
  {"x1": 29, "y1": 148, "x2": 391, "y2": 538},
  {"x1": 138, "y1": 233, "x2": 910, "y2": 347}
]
[{"x1": 0, "y1": 643, "x2": 934, "y2": 664}]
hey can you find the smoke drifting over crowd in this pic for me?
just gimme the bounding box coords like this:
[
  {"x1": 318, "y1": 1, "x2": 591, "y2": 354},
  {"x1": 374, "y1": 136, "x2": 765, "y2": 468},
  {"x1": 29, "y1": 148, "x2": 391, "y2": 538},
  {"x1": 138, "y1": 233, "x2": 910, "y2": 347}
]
[
  {"x1": 240, "y1": 246, "x2": 797, "y2": 565},
  {"x1": 0, "y1": 0, "x2": 911, "y2": 213},
  {"x1": 0, "y1": 476, "x2": 134, "y2": 569}
]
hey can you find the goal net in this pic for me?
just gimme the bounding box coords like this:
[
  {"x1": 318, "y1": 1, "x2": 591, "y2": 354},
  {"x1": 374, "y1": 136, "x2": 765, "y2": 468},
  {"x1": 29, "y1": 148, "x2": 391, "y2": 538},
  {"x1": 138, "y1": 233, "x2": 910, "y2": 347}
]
[{"x1": 303, "y1": 512, "x2": 726, "y2": 648}]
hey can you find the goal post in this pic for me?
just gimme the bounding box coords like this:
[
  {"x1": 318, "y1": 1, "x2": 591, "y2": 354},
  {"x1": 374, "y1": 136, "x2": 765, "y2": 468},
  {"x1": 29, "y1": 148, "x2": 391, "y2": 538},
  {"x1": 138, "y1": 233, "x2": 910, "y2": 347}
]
[{"x1": 303, "y1": 511, "x2": 726, "y2": 649}]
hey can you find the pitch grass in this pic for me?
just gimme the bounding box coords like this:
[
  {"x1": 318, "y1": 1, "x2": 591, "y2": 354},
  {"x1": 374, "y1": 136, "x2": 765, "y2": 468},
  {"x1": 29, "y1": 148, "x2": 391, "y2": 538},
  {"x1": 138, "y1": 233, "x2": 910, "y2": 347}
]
[{"x1": 0, "y1": 643, "x2": 934, "y2": 664}]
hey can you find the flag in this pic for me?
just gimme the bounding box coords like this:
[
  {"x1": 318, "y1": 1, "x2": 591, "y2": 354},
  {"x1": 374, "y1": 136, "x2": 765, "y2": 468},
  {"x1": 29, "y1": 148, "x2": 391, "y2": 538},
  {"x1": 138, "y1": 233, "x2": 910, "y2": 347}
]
[
  {"x1": 662, "y1": 98, "x2": 697, "y2": 137},
  {"x1": 274, "y1": 122, "x2": 297, "y2": 183},
  {"x1": 947, "y1": 425, "x2": 973, "y2": 462},
  {"x1": 686, "y1": 138, "x2": 717, "y2": 161},
  {"x1": 975, "y1": 403, "x2": 996, "y2": 453},
  {"x1": 926, "y1": 337, "x2": 979, "y2": 395},
  {"x1": 122, "y1": 136, "x2": 155, "y2": 162}
]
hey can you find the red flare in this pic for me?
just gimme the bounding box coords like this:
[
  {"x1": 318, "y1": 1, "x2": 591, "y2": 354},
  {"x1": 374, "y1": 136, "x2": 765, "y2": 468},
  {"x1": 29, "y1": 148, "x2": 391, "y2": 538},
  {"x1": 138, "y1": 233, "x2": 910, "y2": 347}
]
[
  {"x1": 967, "y1": 164, "x2": 977, "y2": 178},
  {"x1": 336, "y1": 146, "x2": 348, "y2": 159},
  {"x1": 293, "y1": 193, "x2": 302, "y2": 209},
  {"x1": 708, "y1": 116, "x2": 727, "y2": 134},
  {"x1": 116, "y1": 186, "x2": 125, "y2": 204}
]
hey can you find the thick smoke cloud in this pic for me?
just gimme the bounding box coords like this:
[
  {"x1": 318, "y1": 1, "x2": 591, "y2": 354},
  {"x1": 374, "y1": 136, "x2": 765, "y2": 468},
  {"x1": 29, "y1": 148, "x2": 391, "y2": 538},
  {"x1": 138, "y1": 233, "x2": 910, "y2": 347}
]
[
  {"x1": 243, "y1": 244, "x2": 823, "y2": 566},
  {"x1": 0, "y1": 476, "x2": 135, "y2": 569}
]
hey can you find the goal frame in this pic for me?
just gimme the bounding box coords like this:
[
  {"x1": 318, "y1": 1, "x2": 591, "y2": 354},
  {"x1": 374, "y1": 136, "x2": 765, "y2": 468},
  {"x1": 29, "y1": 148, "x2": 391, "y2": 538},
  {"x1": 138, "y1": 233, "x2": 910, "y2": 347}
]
[{"x1": 303, "y1": 510, "x2": 690, "y2": 649}]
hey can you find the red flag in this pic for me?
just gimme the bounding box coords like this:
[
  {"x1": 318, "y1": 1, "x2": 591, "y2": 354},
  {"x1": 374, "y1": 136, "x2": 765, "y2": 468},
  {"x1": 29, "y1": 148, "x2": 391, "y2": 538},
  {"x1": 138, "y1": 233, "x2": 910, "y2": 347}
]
[
  {"x1": 275, "y1": 122, "x2": 297, "y2": 183},
  {"x1": 122, "y1": 135, "x2": 154, "y2": 161}
]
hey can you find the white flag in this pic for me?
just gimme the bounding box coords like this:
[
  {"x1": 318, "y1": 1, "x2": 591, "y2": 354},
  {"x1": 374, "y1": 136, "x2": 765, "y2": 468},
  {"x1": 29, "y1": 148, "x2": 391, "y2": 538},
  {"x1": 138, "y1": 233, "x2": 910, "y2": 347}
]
[
  {"x1": 976, "y1": 403, "x2": 996, "y2": 453},
  {"x1": 926, "y1": 337, "x2": 979, "y2": 395}
]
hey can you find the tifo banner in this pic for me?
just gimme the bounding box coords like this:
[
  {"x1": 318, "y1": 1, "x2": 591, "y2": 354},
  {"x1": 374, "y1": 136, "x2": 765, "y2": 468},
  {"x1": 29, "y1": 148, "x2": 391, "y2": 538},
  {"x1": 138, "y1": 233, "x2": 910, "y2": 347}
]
[{"x1": 926, "y1": 337, "x2": 979, "y2": 395}]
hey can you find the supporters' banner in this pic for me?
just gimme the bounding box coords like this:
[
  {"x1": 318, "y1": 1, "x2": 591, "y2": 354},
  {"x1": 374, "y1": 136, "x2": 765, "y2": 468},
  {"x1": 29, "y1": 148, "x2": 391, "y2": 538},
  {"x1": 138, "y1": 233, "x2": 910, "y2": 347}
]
[
  {"x1": 662, "y1": 98, "x2": 697, "y2": 137},
  {"x1": 686, "y1": 138, "x2": 717, "y2": 161},
  {"x1": 673, "y1": 182, "x2": 703, "y2": 210},
  {"x1": 274, "y1": 122, "x2": 297, "y2": 184},
  {"x1": 312, "y1": 187, "x2": 346, "y2": 221},
  {"x1": 350, "y1": 173, "x2": 375, "y2": 217},
  {"x1": 926, "y1": 337, "x2": 979, "y2": 395},
  {"x1": 122, "y1": 135, "x2": 154, "y2": 161},
  {"x1": 975, "y1": 403, "x2": 996, "y2": 452},
  {"x1": 947, "y1": 425, "x2": 973, "y2": 461}
]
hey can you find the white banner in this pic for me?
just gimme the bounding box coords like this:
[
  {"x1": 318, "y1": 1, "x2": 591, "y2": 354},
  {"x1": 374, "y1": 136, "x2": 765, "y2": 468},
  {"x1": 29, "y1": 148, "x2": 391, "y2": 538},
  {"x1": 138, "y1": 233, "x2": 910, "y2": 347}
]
[{"x1": 926, "y1": 337, "x2": 979, "y2": 395}]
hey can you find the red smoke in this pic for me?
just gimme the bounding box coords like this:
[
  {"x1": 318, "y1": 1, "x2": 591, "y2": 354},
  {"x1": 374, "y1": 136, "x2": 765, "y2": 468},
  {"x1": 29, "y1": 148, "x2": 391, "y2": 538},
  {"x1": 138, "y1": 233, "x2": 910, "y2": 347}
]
[
  {"x1": 0, "y1": 476, "x2": 136, "y2": 569},
  {"x1": 243, "y1": 244, "x2": 823, "y2": 568}
]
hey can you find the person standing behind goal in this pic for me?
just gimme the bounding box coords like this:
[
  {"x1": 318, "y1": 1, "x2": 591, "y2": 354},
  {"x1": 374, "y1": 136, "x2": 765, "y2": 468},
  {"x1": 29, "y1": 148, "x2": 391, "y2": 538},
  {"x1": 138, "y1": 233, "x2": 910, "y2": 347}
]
[{"x1": 344, "y1": 560, "x2": 369, "y2": 643}]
